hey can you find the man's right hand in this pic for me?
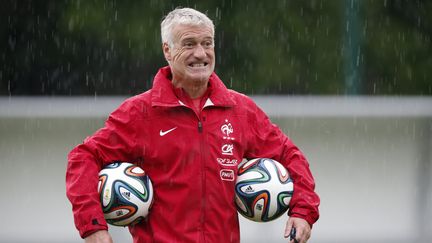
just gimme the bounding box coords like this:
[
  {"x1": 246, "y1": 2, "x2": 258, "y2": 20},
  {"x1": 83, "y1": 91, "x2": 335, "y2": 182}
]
[{"x1": 85, "y1": 230, "x2": 113, "y2": 243}]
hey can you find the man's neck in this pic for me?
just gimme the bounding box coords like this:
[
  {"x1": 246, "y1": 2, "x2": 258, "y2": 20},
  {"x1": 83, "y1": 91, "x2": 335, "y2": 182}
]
[{"x1": 172, "y1": 80, "x2": 208, "y2": 99}]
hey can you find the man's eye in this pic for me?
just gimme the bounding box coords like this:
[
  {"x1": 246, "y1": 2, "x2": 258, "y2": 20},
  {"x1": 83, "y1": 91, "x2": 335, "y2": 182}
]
[
  {"x1": 204, "y1": 40, "x2": 213, "y2": 47},
  {"x1": 184, "y1": 42, "x2": 194, "y2": 47}
]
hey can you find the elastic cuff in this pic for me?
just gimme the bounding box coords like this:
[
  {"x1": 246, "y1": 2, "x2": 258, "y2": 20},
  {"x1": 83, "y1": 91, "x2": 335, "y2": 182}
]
[
  {"x1": 289, "y1": 213, "x2": 317, "y2": 227},
  {"x1": 79, "y1": 217, "x2": 108, "y2": 239}
]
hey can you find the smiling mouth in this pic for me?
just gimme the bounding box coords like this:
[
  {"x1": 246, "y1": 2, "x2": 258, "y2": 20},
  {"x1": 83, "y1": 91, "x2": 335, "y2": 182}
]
[{"x1": 188, "y1": 63, "x2": 208, "y2": 68}]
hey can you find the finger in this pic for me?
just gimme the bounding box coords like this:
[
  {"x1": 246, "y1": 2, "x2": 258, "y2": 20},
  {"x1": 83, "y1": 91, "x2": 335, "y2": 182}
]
[{"x1": 284, "y1": 220, "x2": 293, "y2": 238}]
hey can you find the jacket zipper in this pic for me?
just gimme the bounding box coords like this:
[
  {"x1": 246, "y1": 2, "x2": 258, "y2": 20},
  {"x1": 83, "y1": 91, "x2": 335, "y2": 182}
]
[
  {"x1": 198, "y1": 120, "x2": 203, "y2": 133},
  {"x1": 197, "y1": 114, "x2": 205, "y2": 242},
  {"x1": 188, "y1": 102, "x2": 206, "y2": 241}
]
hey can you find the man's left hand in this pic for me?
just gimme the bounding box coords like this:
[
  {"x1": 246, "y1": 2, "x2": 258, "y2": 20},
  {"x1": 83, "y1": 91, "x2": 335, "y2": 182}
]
[{"x1": 284, "y1": 217, "x2": 311, "y2": 243}]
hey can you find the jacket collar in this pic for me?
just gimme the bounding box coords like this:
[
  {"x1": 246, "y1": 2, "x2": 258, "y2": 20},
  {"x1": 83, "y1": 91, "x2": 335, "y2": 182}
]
[{"x1": 151, "y1": 66, "x2": 236, "y2": 108}]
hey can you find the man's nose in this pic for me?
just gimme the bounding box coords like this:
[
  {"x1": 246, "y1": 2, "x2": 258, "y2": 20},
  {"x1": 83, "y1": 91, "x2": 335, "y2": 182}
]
[{"x1": 193, "y1": 44, "x2": 207, "y2": 58}]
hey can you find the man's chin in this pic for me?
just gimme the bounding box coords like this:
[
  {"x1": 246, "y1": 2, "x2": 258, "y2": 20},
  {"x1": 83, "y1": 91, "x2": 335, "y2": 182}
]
[{"x1": 187, "y1": 73, "x2": 212, "y2": 83}]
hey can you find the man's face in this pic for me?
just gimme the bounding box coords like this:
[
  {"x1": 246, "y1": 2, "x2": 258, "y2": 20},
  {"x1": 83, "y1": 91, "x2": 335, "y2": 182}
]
[{"x1": 163, "y1": 24, "x2": 215, "y2": 86}]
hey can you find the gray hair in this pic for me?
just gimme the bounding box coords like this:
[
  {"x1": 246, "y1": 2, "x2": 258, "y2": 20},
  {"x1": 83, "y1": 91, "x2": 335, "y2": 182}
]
[{"x1": 161, "y1": 8, "x2": 215, "y2": 47}]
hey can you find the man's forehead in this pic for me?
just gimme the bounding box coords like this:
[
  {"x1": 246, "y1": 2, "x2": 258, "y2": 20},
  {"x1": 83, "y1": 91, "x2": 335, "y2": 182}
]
[{"x1": 172, "y1": 24, "x2": 214, "y2": 40}]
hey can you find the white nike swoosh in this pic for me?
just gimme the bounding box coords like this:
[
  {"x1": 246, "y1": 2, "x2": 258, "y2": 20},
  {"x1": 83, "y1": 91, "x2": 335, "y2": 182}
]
[{"x1": 159, "y1": 127, "x2": 177, "y2": 136}]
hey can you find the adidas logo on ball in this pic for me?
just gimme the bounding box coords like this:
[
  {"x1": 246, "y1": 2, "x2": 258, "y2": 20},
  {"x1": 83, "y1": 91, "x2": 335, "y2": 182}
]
[
  {"x1": 122, "y1": 191, "x2": 131, "y2": 200},
  {"x1": 245, "y1": 185, "x2": 254, "y2": 193}
]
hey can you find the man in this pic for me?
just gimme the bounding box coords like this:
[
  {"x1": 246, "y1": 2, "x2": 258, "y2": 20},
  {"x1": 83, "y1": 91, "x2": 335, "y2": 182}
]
[{"x1": 66, "y1": 7, "x2": 319, "y2": 243}]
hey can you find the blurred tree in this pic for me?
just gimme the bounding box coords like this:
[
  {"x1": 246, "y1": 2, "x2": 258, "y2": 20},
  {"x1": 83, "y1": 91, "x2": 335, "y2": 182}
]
[
  {"x1": 0, "y1": 1, "x2": 70, "y2": 95},
  {"x1": 0, "y1": 0, "x2": 430, "y2": 95},
  {"x1": 362, "y1": 0, "x2": 432, "y2": 94},
  {"x1": 217, "y1": 0, "x2": 344, "y2": 94}
]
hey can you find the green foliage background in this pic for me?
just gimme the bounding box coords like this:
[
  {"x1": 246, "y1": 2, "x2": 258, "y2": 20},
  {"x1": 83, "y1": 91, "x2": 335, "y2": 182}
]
[{"x1": 1, "y1": 0, "x2": 431, "y2": 95}]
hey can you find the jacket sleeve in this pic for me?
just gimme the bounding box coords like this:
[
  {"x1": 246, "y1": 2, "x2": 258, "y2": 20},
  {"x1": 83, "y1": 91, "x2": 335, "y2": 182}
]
[
  {"x1": 65, "y1": 99, "x2": 141, "y2": 238},
  {"x1": 244, "y1": 101, "x2": 320, "y2": 226}
]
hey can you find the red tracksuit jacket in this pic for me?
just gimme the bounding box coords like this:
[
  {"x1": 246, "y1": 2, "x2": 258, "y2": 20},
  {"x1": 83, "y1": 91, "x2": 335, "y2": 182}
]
[{"x1": 66, "y1": 66, "x2": 320, "y2": 242}]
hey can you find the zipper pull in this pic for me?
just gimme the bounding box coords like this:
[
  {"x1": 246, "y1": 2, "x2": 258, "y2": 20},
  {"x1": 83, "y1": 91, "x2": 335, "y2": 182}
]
[{"x1": 198, "y1": 121, "x2": 203, "y2": 133}]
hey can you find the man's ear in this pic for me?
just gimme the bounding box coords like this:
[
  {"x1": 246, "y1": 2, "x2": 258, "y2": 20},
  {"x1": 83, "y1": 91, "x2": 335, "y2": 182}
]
[{"x1": 162, "y1": 43, "x2": 171, "y2": 62}]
